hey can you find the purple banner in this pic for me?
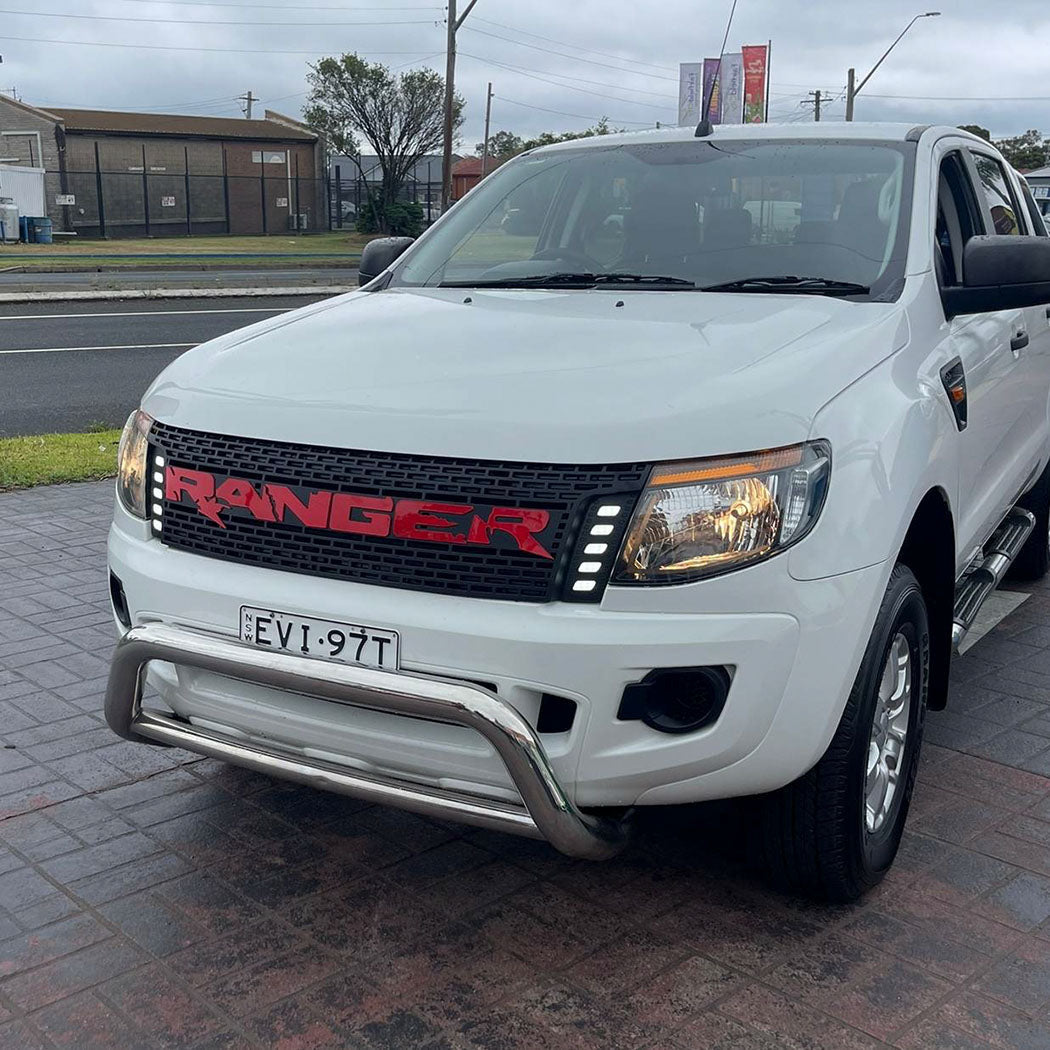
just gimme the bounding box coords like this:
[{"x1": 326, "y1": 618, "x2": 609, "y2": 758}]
[{"x1": 703, "y1": 57, "x2": 722, "y2": 125}]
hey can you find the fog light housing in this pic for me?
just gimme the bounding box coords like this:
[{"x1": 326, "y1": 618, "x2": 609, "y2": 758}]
[
  {"x1": 618, "y1": 666, "x2": 731, "y2": 735},
  {"x1": 109, "y1": 571, "x2": 131, "y2": 629}
]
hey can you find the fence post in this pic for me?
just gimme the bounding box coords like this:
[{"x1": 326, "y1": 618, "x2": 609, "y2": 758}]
[
  {"x1": 221, "y1": 146, "x2": 231, "y2": 234},
  {"x1": 141, "y1": 144, "x2": 151, "y2": 237},
  {"x1": 184, "y1": 146, "x2": 192, "y2": 236},
  {"x1": 259, "y1": 166, "x2": 267, "y2": 234},
  {"x1": 334, "y1": 165, "x2": 341, "y2": 229},
  {"x1": 294, "y1": 153, "x2": 301, "y2": 233},
  {"x1": 94, "y1": 141, "x2": 107, "y2": 238}
]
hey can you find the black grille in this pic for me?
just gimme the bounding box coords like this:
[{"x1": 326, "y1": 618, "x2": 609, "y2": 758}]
[{"x1": 151, "y1": 422, "x2": 649, "y2": 602}]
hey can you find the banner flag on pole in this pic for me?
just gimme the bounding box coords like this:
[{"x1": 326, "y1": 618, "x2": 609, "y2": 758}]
[
  {"x1": 703, "y1": 57, "x2": 722, "y2": 125},
  {"x1": 678, "y1": 62, "x2": 702, "y2": 127},
  {"x1": 741, "y1": 44, "x2": 769, "y2": 123},
  {"x1": 720, "y1": 53, "x2": 745, "y2": 124}
]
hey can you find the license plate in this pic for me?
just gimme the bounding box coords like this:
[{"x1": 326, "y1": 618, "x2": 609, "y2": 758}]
[{"x1": 239, "y1": 606, "x2": 399, "y2": 670}]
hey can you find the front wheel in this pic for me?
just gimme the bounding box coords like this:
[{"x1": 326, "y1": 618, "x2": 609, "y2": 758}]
[{"x1": 758, "y1": 564, "x2": 929, "y2": 902}]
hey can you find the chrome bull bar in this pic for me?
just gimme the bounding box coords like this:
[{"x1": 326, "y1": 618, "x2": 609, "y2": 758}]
[{"x1": 104, "y1": 623, "x2": 629, "y2": 861}]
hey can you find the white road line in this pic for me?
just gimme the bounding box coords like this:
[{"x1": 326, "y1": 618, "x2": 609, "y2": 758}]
[
  {"x1": 0, "y1": 342, "x2": 195, "y2": 355},
  {"x1": 0, "y1": 308, "x2": 286, "y2": 321}
]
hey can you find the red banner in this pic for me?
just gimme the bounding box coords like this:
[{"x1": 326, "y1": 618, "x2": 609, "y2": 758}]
[{"x1": 741, "y1": 45, "x2": 768, "y2": 124}]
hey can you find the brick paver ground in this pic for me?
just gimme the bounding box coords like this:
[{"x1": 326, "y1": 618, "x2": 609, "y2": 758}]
[{"x1": 2, "y1": 481, "x2": 1050, "y2": 1049}]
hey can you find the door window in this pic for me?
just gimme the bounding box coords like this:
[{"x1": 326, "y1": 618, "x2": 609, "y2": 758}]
[
  {"x1": 971, "y1": 154, "x2": 1022, "y2": 235},
  {"x1": 1019, "y1": 180, "x2": 1050, "y2": 238},
  {"x1": 935, "y1": 151, "x2": 981, "y2": 288}
]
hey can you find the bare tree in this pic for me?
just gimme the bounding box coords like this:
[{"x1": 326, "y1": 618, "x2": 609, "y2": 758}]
[{"x1": 305, "y1": 54, "x2": 463, "y2": 232}]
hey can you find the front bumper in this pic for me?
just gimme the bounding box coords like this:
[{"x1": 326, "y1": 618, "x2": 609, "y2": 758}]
[
  {"x1": 109, "y1": 503, "x2": 890, "y2": 812},
  {"x1": 105, "y1": 622, "x2": 628, "y2": 861}
]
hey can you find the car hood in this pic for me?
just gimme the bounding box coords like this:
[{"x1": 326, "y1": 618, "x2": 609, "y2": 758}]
[{"x1": 143, "y1": 287, "x2": 909, "y2": 463}]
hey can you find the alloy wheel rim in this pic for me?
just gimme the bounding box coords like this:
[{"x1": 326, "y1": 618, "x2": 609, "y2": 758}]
[{"x1": 865, "y1": 632, "x2": 912, "y2": 835}]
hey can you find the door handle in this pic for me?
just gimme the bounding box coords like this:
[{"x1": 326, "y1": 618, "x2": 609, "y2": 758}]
[{"x1": 1011, "y1": 331, "x2": 1030, "y2": 352}]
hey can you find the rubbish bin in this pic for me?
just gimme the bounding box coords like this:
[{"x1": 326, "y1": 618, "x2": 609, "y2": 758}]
[
  {"x1": 30, "y1": 217, "x2": 53, "y2": 244},
  {"x1": 19, "y1": 215, "x2": 30, "y2": 243}
]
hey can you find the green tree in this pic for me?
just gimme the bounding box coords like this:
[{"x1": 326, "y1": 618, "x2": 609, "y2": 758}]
[
  {"x1": 305, "y1": 54, "x2": 463, "y2": 233},
  {"x1": 993, "y1": 129, "x2": 1049, "y2": 171},
  {"x1": 520, "y1": 118, "x2": 621, "y2": 152},
  {"x1": 474, "y1": 130, "x2": 525, "y2": 158},
  {"x1": 959, "y1": 124, "x2": 991, "y2": 142}
]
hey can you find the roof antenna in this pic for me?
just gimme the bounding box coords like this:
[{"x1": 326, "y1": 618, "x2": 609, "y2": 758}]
[{"x1": 696, "y1": 0, "x2": 739, "y2": 137}]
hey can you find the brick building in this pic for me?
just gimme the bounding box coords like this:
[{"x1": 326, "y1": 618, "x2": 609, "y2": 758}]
[
  {"x1": 450, "y1": 155, "x2": 506, "y2": 201},
  {"x1": 0, "y1": 96, "x2": 323, "y2": 237}
]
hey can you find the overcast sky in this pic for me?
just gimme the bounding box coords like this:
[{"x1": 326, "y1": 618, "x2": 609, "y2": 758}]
[{"x1": 2, "y1": 0, "x2": 1048, "y2": 149}]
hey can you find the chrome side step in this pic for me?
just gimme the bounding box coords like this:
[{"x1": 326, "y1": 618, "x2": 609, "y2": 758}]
[{"x1": 952, "y1": 506, "x2": 1036, "y2": 650}]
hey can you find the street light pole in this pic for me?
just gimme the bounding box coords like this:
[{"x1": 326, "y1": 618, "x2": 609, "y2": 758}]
[
  {"x1": 845, "y1": 11, "x2": 940, "y2": 121},
  {"x1": 441, "y1": 0, "x2": 481, "y2": 212}
]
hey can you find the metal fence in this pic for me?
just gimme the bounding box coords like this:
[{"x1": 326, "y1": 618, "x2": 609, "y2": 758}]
[
  {"x1": 329, "y1": 169, "x2": 444, "y2": 230},
  {"x1": 21, "y1": 166, "x2": 444, "y2": 239},
  {"x1": 37, "y1": 168, "x2": 331, "y2": 239}
]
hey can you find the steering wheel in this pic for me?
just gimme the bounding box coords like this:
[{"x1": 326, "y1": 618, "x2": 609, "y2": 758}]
[{"x1": 531, "y1": 247, "x2": 600, "y2": 271}]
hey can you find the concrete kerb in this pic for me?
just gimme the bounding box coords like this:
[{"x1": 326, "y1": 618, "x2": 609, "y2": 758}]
[{"x1": 0, "y1": 286, "x2": 356, "y2": 304}]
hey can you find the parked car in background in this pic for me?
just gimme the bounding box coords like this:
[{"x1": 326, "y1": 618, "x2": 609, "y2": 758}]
[{"x1": 107, "y1": 124, "x2": 1050, "y2": 901}]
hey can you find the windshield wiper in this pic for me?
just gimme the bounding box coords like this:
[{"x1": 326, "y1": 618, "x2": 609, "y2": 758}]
[
  {"x1": 701, "y1": 276, "x2": 871, "y2": 296},
  {"x1": 438, "y1": 272, "x2": 695, "y2": 290},
  {"x1": 593, "y1": 273, "x2": 696, "y2": 288}
]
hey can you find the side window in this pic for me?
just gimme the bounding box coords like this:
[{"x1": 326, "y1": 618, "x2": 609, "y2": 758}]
[
  {"x1": 936, "y1": 152, "x2": 981, "y2": 288},
  {"x1": 971, "y1": 153, "x2": 1022, "y2": 235},
  {"x1": 1020, "y1": 180, "x2": 1050, "y2": 238}
]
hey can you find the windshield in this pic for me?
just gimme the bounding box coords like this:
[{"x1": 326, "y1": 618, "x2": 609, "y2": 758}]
[{"x1": 391, "y1": 139, "x2": 914, "y2": 300}]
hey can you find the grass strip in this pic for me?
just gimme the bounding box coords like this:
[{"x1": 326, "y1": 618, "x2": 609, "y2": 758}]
[{"x1": 0, "y1": 430, "x2": 122, "y2": 491}]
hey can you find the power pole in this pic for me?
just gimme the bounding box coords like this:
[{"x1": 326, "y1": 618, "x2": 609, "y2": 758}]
[
  {"x1": 845, "y1": 68, "x2": 856, "y2": 122},
  {"x1": 481, "y1": 82, "x2": 493, "y2": 177},
  {"x1": 239, "y1": 91, "x2": 257, "y2": 120},
  {"x1": 807, "y1": 90, "x2": 822, "y2": 121},
  {"x1": 441, "y1": 0, "x2": 481, "y2": 212}
]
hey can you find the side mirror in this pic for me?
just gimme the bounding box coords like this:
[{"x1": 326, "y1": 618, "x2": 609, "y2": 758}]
[
  {"x1": 358, "y1": 236, "x2": 415, "y2": 286},
  {"x1": 943, "y1": 235, "x2": 1050, "y2": 317}
]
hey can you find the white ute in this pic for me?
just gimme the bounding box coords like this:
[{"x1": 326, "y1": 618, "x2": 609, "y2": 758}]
[{"x1": 106, "y1": 124, "x2": 1050, "y2": 900}]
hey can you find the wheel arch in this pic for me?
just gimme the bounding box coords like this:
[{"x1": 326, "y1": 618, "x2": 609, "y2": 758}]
[{"x1": 895, "y1": 486, "x2": 954, "y2": 711}]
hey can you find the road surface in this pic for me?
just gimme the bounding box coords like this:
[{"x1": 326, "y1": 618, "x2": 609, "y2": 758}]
[
  {"x1": 0, "y1": 268, "x2": 353, "y2": 290},
  {"x1": 0, "y1": 296, "x2": 330, "y2": 436}
]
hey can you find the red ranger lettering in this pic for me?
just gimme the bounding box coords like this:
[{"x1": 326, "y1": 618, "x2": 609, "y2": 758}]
[{"x1": 164, "y1": 467, "x2": 554, "y2": 559}]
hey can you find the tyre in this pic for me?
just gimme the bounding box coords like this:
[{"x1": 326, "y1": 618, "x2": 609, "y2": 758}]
[
  {"x1": 1009, "y1": 464, "x2": 1050, "y2": 581},
  {"x1": 757, "y1": 564, "x2": 929, "y2": 902}
]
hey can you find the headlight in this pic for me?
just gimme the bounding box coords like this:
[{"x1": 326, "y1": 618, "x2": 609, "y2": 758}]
[
  {"x1": 615, "y1": 441, "x2": 830, "y2": 584},
  {"x1": 116, "y1": 409, "x2": 154, "y2": 519}
]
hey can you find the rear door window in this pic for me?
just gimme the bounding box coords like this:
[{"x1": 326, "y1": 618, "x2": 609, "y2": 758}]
[{"x1": 970, "y1": 153, "x2": 1023, "y2": 235}]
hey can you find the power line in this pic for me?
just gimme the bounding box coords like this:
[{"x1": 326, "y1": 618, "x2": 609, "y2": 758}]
[
  {"x1": 458, "y1": 50, "x2": 673, "y2": 101},
  {"x1": 472, "y1": 16, "x2": 677, "y2": 75},
  {"x1": 459, "y1": 52, "x2": 671, "y2": 112},
  {"x1": 0, "y1": 7, "x2": 437, "y2": 26},
  {"x1": 496, "y1": 95, "x2": 655, "y2": 127},
  {"x1": 110, "y1": 0, "x2": 439, "y2": 7},
  {"x1": 861, "y1": 92, "x2": 1050, "y2": 102},
  {"x1": 459, "y1": 25, "x2": 678, "y2": 82},
  {"x1": 0, "y1": 35, "x2": 434, "y2": 55}
]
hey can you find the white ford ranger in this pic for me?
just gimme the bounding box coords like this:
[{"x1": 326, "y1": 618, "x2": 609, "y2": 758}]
[{"x1": 105, "y1": 124, "x2": 1050, "y2": 900}]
